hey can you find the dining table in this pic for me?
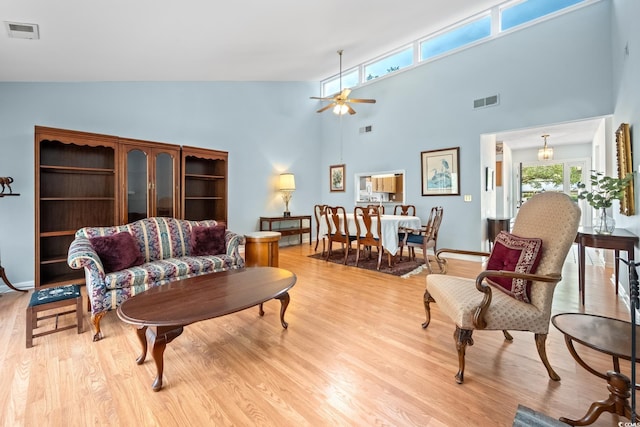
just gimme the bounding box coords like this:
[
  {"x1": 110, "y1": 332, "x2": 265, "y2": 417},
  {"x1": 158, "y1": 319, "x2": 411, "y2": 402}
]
[{"x1": 319, "y1": 212, "x2": 422, "y2": 256}]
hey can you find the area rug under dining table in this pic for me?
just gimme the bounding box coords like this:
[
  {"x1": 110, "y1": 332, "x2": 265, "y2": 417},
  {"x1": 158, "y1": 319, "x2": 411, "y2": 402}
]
[{"x1": 308, "y1": 249, "x2": 426, "y2": 278}]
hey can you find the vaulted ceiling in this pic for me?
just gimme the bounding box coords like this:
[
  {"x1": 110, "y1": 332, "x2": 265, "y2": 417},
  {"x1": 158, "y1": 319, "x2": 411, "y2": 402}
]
[{"x1": 2, "y1": 0, "x2": 506, "y2": 82}]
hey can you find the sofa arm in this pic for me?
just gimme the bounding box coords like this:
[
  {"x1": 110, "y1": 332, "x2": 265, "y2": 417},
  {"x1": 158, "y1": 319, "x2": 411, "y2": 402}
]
[
  {"x1": 67, "y1": 236, "x2": 107, "y2": 279},
  {"x1": 225, "y1": 230, "x2": 246, "y2": 263}
]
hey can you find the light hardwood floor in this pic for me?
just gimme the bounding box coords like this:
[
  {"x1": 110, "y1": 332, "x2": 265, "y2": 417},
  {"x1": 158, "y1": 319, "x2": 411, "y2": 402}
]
[{"x1": 0, "y1": 244, "x2": 634, "y2": 426}]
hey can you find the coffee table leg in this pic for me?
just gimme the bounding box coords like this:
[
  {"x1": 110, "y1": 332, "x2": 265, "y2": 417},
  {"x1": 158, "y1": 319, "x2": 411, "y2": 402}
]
[
  {"x1": 135, "y1": 326, "x2": 148, "y2": 364},
  {"x1": 149, "y1": 326, "x2": 184, "y2": 392},
  {"x1": 276, "y1": 292, "x2": 290, "y2": 329}
]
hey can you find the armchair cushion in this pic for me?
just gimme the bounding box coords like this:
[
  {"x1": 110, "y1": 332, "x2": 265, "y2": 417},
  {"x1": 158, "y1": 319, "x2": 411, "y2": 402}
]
[
  {"x1": 89, "y1": 232, "x2": 144, "y2": 274},
  {"x1": 190, "y1": 225, "x2": 226, "y2": 256},
  {"x1": 485, "y1": 231, "x2": 543, "y2": 303}
]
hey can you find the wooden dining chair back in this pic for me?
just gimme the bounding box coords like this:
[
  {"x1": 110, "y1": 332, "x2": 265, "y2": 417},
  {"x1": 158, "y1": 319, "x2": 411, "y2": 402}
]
[
  {"x1": 400, "y1": 206, "x2": 444, "y2": 273},
  {"x1": 313, "y1": 204, "x2": 328, "y2": 255},
  {"x1": 394, "y1": 205, "x2": 416, "y2": 216},
  {"x1": 324, "y1": 206, "x2": 356, "y2": 264},
  {"x1": 354, "y1": 206, "x2": 388, "y2": 270},
  {"x1": 366, "y1": 204, "x2": 385, "y2": 214},
  {"x1": 423, "y1": 192, "x2": 581, "y2": 384}
]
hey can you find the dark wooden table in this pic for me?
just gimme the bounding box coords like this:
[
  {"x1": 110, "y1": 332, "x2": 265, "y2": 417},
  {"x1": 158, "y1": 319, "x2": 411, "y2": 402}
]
[
  {"x1": 260, "y1": 215, "x2": 311, "y2": 246},
  {"x1": 117, "y1": 267, "x2": 296, "y2": 391},
  {"x1": 575, "y1": 227, "x2": 638, "y2": 306},
  {"x1": 487, "y1": 217, "x2": 511, "y2": 250},
  {"x1": 552, "y1": 313, "x2": 639, "y2": 425}
]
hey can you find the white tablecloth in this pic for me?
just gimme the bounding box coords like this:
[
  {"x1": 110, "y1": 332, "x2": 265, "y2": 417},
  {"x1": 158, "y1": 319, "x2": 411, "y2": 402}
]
[{"x1": 319, "y1": 213, "x2": 421, "y2": 256}]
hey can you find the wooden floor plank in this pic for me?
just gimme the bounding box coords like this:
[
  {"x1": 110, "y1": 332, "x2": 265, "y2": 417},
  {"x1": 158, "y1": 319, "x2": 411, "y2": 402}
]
[{"x1": 0, "y1": 243, "x2": 634, "y2": 426}]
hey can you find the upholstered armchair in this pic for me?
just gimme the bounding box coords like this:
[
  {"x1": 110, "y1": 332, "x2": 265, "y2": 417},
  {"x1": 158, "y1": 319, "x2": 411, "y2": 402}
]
[{"x1": 423, "y1": 192, "x2": 581, "y2": 383}]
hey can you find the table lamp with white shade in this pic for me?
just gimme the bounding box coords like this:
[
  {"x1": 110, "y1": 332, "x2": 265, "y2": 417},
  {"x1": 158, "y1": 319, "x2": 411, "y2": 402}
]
[{"x1": 279, "y1": 173, "x2": 295, "y2": 217}]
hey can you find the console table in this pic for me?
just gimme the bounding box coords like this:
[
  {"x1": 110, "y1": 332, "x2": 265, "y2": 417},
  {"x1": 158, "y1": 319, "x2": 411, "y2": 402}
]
[
  {"x1": 260, "y1": 215, "x2": 311, "y2": 246},
  {"x1": 575, "y1": 227, "x2": 638, "y2": 306}
]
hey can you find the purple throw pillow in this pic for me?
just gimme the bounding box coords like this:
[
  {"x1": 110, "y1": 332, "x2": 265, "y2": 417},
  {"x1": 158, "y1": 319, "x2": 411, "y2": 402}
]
[
  {"x1": 191, "y1": 225, "x2": 226, "y2": 256},
  {"x1": 89, "y1": 232, "x2": 145, "y2": 274},
  {"x1": 485, "y1": 231, "x2": 543, "y2": 303}
]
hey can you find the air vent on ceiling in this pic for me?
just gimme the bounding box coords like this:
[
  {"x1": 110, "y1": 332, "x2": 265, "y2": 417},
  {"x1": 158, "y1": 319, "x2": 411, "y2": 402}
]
[
  {"x1": 5, "y1": 21, "x2": 39, "y2": 40},
  {"x1": 473, "y1": 94, "x2": 499, "y2": 109}
]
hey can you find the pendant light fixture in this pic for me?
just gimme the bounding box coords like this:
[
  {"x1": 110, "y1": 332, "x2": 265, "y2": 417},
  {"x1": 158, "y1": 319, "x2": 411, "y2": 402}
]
[{"x1": 537, "y1": 134, "x2": 554, "y2": 161}]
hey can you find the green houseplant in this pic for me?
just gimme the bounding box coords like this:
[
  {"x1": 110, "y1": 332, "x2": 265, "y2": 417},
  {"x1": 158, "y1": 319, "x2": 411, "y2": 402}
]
[{"x1": 577, "y1": 170, "x2": 634, "y2": 234}]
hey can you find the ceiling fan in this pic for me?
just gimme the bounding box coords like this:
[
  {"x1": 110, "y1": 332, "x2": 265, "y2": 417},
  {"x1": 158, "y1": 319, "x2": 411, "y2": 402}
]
[{"x1": 310, "y1": 50, "x2": 376, "y2": 115}]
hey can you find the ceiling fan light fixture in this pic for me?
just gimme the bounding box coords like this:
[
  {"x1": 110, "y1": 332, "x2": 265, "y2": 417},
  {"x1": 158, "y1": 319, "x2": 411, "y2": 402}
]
[
  {"x1": 333, "y1": 104, "x2": 349, "y2": 115},
  {"x1": 310, "y1": 50, "x2": 376, "y2": 115}
]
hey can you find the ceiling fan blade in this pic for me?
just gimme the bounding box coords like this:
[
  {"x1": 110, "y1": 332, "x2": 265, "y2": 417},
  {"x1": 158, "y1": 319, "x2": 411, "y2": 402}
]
[
  {"x1": 346, "y1": 104, "x2": 356, "y2": 115},
  {"x1": 348, "y1": 98, "x2": 377, "y2": 104},
  {"x1": 316, "y1": 103, "x2": 335, "y2": 113},
  {"x1": 339, "y1": 88, "x2": 351, "y2": 99},
  {"x1": 310, "y1": 96, "x2": 335, "y2": 101}
]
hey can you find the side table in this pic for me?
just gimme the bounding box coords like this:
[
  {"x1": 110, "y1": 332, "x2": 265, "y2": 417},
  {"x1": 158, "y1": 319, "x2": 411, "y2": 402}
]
[
  {"x1": 575, "y1": 227, "x2": 638, "y2": 306},
  {"x1": 552, "y1": 313, "x2": 639, "y2": 425},
  {"x1": 1, "y1": 265, "x2": 27, "y2": 293},
  {"x1": 245, "y1": 231, "x2": 281, "y2": 268},
  {"x1": 487, "y1": 217, "x2": 511, "y2": 250}
]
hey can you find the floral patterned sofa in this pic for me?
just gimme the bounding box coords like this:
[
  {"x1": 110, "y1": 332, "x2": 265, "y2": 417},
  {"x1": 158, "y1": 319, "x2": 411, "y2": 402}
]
[{"x1": 67, "y1": 217, "x2": 245, "y2": 341}]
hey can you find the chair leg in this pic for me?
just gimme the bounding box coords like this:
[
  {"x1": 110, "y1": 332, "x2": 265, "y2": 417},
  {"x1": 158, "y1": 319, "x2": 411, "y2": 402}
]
[
  {"x1": 91, "y1": 312, "x2": 106, "y2": 342},
  {"x1": 502, "y1": 330, "x2": 513, "y2": 341},
  {"x1": 535, "y1": 333, "x2": 560, "y2": 381},
  {"x1": 343, "y1": 243, "x2": 350, "y2": 265},
  {"x1": 422, "y1": 244, "x2": 433, "y2": 274},
  {"x1": 355, "y1": 244, "x2": 361, "y2": 266},
  {"x1": 454, "y1": 326, "x2": 474, "y2": 384},
  {"x1": 422, "y1": 289, "x2": 435, "y2": 328},
  {"x1": 376, "y1": 247, "x2": 383, "y2": 270}
]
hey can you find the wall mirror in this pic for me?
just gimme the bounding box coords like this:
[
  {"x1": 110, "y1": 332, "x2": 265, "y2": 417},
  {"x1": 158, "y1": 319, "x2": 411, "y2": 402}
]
[
  {"x1": 354, "y1": 170, "x2": 405, "y2": 205},
  {"x1": 616, "y1": 122, "x2": 635, "y2": 216}
]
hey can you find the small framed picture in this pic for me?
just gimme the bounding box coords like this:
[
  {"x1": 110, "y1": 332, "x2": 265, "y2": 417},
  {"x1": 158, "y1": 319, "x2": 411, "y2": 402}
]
[
  {"x1": 330, "y1": 164, "x2": 346, "y2": 192},
  {"x1": 421, "y1": 147, "x2": 460, "y2": 196}
]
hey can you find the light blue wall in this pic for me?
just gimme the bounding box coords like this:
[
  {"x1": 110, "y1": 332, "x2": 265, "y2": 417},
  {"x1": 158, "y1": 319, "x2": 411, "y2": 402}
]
[
  {"x1": 612, "y1": 0, "x2": 640, "y2": 234},
  {"x1": 319, "y1": 0, "x2": 613, "y2": 251},
  {"x1": 0, "y1": 0, "x2": 630, "y2": 288},
  {"x1": 0, "y1": 82, "x2": 320, "y2": 285}
]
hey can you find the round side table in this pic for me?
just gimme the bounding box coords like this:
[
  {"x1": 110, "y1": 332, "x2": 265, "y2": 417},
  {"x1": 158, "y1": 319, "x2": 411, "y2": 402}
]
[{"x1": 245, "y1": 231, "x2": 281, "y2": 267}]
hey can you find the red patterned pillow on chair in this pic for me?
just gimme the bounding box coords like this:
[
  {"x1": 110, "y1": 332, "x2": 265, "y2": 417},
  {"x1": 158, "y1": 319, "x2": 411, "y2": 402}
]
[{"x1": 485, "y1": 231, "x2": 543, "y2": 303}]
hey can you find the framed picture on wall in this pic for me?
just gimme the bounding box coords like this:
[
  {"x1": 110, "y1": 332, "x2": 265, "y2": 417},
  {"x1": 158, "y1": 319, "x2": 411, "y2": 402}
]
[
  {"x1": 421, "y1": 147, "x2": 460, "y2": 196},
  {"x1": 330, "y1": 164, "x2": 346, "y2": 192}
]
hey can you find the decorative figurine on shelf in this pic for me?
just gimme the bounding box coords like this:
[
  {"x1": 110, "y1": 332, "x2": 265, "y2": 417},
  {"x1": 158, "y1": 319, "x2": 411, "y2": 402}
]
[{"x1": 0, "y1": 177, "x2": 14, "y2": 194}]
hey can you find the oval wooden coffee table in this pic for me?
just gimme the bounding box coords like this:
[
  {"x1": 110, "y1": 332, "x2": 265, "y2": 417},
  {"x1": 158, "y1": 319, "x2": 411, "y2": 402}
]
[{"x1": 117, "y1": 267, "x2": 296, "y2": 391}]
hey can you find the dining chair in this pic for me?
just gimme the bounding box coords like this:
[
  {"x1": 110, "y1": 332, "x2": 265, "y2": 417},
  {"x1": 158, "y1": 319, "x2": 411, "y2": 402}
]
[
  {"x1": 393, "y1": 204, "x2": 416, "y2": 216},
  {"x1": 366, "y1": 204, "x2": 385, "y2": 214},
  {"x1": 423, "y1": 192, "x2": 581, "y2": 384},
  {"x1": 313, "y1": 204, "x2": 328, "y2": 255},
  {"x1": 324, "y1": 206, "x2": 357, "y2": 264},
  {"x1": 400, "y1": 206, "x2": 444, "y2": 273},
  {"x1": 354, "y1": 206, "x2": 391, "y2": 270}
]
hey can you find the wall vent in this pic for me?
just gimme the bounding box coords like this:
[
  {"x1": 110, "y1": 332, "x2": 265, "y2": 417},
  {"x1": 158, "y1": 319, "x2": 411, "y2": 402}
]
[
  {"x1": 359, "y1": 125, "x2": 373, "y2": 134},
  {"x1": 473, "y1": 94, "x2": 499, "y2": 109},
  {"x1": 5, "y1": 22, "x2": 39, "y2": 39}
]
